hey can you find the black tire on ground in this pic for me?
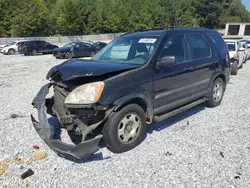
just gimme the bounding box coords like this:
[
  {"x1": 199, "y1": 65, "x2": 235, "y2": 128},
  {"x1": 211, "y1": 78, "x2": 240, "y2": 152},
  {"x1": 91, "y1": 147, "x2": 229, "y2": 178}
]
[
  {"x1": 8, "y1": 49, "x2": 15, "y2": 55},
  {"x1": 103, "y1": 104, "x2": 147, "y2": 153},
  {"x1": 231, "y1": 61, "x2": 238, "y2": 75},
  {"x1": 206, "y1": 78, "x2": 225, "y2": 108},
  {"x1": 239, "y1": 62, "x2": 243, "y2": 69},
  {"x1": 65, "y1": 52, "x2": 72, "y2": 59},
  {"x1": 31, "y1": 49, "x2": 38, "y2": 56}
]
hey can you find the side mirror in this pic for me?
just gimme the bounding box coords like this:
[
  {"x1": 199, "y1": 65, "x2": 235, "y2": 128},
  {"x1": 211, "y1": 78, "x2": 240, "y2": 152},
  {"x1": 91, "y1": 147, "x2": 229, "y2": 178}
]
[{"x1": 157, "y1": 56, "x2": 177, "y2": 69}]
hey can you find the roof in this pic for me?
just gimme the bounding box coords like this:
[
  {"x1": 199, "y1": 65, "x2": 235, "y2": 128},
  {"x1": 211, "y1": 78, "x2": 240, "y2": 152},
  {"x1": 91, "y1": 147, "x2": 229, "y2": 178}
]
[{"x1": 122, "y1": 28, "x2": 216, "y2": 37}]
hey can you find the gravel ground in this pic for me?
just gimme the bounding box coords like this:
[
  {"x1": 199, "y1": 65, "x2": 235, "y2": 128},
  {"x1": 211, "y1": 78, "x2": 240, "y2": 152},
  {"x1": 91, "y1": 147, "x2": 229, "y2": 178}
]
[{"x1": 0, "y1": 53, "x2": 250, "y2": 188}]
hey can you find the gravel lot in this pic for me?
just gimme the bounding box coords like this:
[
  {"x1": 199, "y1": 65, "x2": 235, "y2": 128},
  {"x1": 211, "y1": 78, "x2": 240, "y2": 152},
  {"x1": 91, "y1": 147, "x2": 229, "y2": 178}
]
[{"x1": 0, "y1": 53, "x2": 250, "y2": 188}]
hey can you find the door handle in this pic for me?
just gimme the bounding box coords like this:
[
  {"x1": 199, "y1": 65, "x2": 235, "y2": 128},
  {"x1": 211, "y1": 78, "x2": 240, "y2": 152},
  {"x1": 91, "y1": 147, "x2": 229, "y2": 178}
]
[{"x1": 184, "y1": 66, "x2": 194, "y2": 71}]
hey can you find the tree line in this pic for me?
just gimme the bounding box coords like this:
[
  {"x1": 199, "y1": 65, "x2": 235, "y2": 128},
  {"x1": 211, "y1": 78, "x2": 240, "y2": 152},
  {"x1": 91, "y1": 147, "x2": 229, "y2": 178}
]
[{"x1": 0, "y1": 0, "x2": 250, "y2": 37}]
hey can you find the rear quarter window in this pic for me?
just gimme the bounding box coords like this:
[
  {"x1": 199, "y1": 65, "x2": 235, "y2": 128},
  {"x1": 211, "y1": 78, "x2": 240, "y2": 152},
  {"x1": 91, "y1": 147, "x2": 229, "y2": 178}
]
[{"x1": 206, "y1": 31, "x2": 228, "y2": 56}]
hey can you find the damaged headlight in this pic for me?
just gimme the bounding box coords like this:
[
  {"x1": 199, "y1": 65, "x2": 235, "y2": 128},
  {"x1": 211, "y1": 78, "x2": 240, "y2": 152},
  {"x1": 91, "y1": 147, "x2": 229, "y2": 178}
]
[{"x1": 65, "y1": 82, "x2": 104, "y2": 104}]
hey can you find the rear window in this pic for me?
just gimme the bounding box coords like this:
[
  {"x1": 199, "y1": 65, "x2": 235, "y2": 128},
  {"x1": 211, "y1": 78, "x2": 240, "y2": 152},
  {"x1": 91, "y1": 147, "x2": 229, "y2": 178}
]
[
  {"x1": 206, "y1": 31, "x2": 228, "y2": 56},
  {"x1": 186, "y1": 34, "x2": 211, "y2": 59}
]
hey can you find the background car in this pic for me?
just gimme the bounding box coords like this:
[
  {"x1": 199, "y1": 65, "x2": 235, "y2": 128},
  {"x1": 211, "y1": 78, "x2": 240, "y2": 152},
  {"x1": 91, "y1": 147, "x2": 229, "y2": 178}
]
[
  {"x1": 19, "y1": 40, "x2": 58, "y2": 55},
  {"x1": 238, "y1": 41, "x2": 248, "y2": 63},
  {"x1": 93, "y1": 41, "x2": 107, "y2": 52},
  {"x1": 1, "y1": 41, "x2": 27, "y2": 55},
  {"x1": 225, "y1": 39, "x2": 243, "y2": 75},
  {"x1": 239, "y1": 40, "x2": 250, "y2": 60},
  {"x1": 53, "y1": 42, "x2": 97, "y2": 59}
]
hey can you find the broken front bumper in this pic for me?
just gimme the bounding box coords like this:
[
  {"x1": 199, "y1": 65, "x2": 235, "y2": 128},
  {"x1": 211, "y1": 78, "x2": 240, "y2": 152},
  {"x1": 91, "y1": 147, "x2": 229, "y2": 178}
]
[{"x1": 31, "y1": 83, "x2": 103, "y2": 159}]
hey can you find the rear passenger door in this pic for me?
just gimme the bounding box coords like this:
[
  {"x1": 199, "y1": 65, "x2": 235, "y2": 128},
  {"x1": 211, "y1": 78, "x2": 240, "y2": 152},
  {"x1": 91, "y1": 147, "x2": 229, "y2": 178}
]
[
  {"x1": 36, "y1": 41, "x2": 46, "y2": 52},
  {"x1": 185, "y1": 33, "x2": 216, "y2": 93}
]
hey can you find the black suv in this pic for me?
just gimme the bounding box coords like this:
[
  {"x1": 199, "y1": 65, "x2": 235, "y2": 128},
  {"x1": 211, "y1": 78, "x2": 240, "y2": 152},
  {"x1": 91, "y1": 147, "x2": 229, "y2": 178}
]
[
  {"x1": 19, "y1": 40, "x2": 58, "y2": 55},
  {"x1": 31, "y1": 28, "x2": 230, "y2": 159}
]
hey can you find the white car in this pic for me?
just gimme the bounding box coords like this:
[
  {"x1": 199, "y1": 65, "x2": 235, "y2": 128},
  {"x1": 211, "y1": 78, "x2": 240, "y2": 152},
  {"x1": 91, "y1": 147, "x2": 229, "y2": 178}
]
[
  {"x1": 0, "y1": 41, "x2": 27, "y2": 55},
  {"x1": 225, "y1": 39, "x2": 244, "y2": 75},
  {"x1": 239, "y1": 40, "x2": 250, "y2": 61}
]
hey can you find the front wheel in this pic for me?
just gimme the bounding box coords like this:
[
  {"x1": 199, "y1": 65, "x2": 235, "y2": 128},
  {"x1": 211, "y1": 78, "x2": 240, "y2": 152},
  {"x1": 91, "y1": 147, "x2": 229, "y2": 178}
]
[
  {"x1": 103, "y1": 104, "x2": 146, "y2": 153},
  {"x1": 8, "y1": 49, "x2": 15, "y2": 55},
  {"x1": 65, "y1": 52, "x2": 72, "y2": 59},
  {"x1": 231, "y1": 61, "x2": 238, "y2": 75},
  {"x1": 206, "y1": 78, "x2": 225, "y2": 108}
]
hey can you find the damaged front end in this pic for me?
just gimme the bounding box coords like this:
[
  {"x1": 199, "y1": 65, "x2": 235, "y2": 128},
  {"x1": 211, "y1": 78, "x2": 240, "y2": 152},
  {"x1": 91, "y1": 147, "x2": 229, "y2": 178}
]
[{"x1": 31, "y1": 83, "x2": 112, "y2": 159}]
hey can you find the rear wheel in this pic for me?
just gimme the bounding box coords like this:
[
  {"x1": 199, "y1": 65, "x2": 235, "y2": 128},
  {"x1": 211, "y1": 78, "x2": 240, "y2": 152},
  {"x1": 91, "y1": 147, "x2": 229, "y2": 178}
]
[
  {"x1": 231, "y1": 61, "x2": 238, "y2": 75},
  {"x1": 206, "y1": 78, "x2": 225, "y2": 108},
  {"x1": 31, "y1": 49, "x2": 38, "y2": 56},
  {"x1": 103, "y1": 104, "x2": 146, "y2": 153},
  {"x1": 8, "y1": 49, "x2": 15, "y2": 55},
  {"x1": 65, "y1": 52, "x2": 72, "y2": 59}
]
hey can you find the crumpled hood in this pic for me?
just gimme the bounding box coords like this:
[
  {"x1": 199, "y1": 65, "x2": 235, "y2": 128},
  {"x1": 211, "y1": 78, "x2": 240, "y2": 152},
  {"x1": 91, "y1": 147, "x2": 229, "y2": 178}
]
[
  {"x1": 47, "y1": 59, "x2": 140, "y2": 81},
  {"x1": 229, "y1": 51, "x2": 236, "y2": 59}
]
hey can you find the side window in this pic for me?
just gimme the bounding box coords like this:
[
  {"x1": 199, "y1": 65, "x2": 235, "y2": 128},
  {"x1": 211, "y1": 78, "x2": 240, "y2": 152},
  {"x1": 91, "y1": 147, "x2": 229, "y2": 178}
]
[
  {"x1": 160, "y1": 34, "x2": 188, "y2": 64},
  {"x1": 35, "y1": 41, "x2": 44, "y2": 45},
  {"x1": 81, "y1": 43, "x2": 91, "y2": 48},
  {"x1": 187, "y1": 34, "x2": 211, "y2": 60},
  {"x1": 75, "y1": 43, "x2": 81, "y2": 48}
]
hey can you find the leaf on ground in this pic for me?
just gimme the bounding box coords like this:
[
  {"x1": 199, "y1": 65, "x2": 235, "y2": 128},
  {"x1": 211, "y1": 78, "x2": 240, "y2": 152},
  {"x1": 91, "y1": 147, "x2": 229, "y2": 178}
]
[
  {"x1": 0, "y1": 161, "x2": 8, "y2": 175},
  {"x1": 33, "y1": 152, "x2": 47, "y2": 161}
]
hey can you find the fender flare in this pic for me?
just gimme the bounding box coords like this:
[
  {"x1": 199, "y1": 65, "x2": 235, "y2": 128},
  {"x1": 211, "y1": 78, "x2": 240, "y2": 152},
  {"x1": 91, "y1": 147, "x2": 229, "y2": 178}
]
[{"x1": 113, "y1": 93, "x2": 154, "y2": 124}]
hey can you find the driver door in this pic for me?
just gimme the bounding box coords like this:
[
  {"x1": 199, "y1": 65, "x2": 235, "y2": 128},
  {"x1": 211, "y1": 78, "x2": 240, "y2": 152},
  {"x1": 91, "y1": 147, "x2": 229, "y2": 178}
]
[{"x1": 153, "y1": 34, "x2": 196, "y2": 114}]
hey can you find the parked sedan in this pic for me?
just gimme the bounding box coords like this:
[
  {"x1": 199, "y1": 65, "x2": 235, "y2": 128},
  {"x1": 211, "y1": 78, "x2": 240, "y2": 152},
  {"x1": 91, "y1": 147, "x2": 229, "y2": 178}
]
[{"x1": 53, "y1": 42, "x2": 97, "y2": 59}]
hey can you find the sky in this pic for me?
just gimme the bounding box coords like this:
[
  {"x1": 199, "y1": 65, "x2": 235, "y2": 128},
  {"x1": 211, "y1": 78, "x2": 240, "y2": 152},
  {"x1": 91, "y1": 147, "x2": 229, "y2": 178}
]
[{"x1": 242, "y1": 0, "x2": 250, "y2": 12}]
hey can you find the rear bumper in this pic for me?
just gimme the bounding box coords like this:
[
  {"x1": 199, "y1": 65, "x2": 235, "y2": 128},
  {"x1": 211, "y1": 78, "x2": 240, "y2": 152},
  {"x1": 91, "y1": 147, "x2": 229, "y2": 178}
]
[{"x1": 31, "y1": 84, "x2": 103, "y2": 159}]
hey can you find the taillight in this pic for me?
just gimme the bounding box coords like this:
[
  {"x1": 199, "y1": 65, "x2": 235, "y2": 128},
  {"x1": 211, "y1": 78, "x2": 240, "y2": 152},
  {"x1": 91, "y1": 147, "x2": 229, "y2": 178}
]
[{"x1": 23, "y1": 46, "x2": 28, "y2": 49}]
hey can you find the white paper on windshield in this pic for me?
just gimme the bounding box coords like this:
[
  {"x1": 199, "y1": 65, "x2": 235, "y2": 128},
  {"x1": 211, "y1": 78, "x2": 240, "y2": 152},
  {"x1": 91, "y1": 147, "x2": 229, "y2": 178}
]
[{"x1": 138, "y1": 38, "x2": 157, "y2": 43}]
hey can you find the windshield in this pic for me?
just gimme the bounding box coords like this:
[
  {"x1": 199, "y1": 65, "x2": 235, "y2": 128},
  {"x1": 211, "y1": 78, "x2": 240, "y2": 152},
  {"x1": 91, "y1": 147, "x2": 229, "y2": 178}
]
[
  {"x1": 63, "y1": 42, "x2": 76, "y2": 48},
  {"x1": 93, "y1": 36, "x2": 160, "y2": 65},
  {"x1": 226, "y1": 43, "x2": 235, "y2": 51}
]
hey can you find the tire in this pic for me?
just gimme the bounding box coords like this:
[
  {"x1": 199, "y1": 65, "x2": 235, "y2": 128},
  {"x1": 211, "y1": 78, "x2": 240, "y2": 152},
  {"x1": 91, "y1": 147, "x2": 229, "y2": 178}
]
[
  {"x1": 65, "y1": 52, "x2": 72, "y2": 59},
  {"x1": 231, "y1": 61, "x2": 238, "y2": 75},
  {"x1": 31, "y1": 49, "x2": 38, "y2": 56},
  {"x1": 8, "y1": 49, "x2": 15, "y2": 55},
  {"x1": 206, "y1": 78, "x2": 225, "y2": 108},
  {"x1": 239, "y1": 62, "x2": 243, "y2": 69},
  {"x1": 90, "y1": 51, "x2": 95, "y2": 57},
  {"x1": 103, "y1": 104, "x2": 147, "y2": 153}
]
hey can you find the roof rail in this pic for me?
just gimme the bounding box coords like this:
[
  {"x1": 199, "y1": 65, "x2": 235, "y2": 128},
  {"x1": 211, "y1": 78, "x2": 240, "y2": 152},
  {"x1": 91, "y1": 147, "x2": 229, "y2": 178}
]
[
  {"x1": 119, "y1": 25, "x2": 186, "y2": 37},
  {"x1": 135, "y1": 25, "x2": 184, "y2": 32}
]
